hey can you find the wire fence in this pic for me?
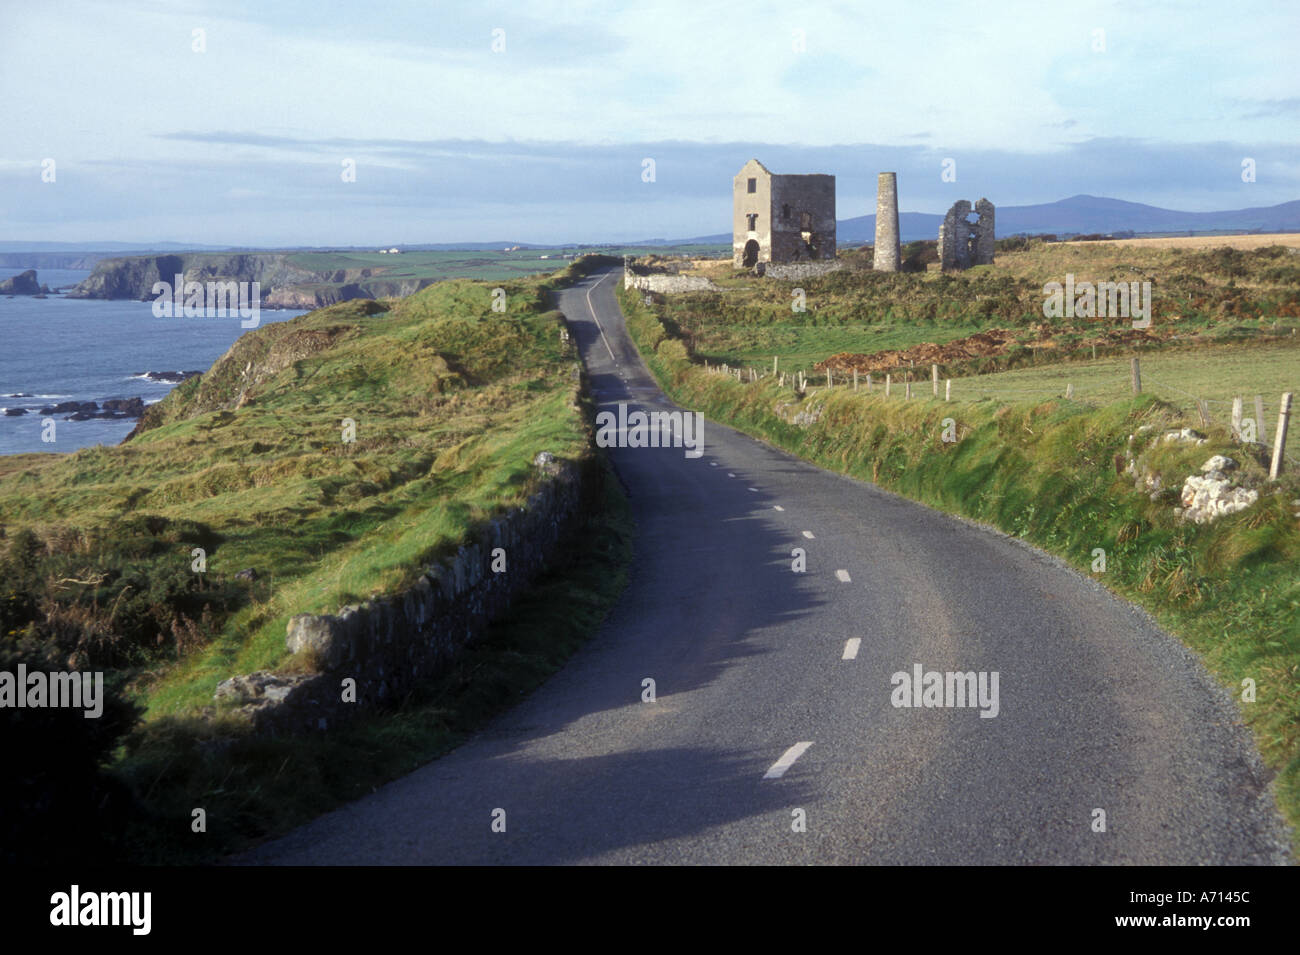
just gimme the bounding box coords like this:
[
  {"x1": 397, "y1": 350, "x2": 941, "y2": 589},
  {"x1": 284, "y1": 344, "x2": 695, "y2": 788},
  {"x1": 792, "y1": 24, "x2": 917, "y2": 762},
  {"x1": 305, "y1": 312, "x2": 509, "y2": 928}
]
[{"x1": 701, "y1": 356, "x2": 1298, "y2": 468}]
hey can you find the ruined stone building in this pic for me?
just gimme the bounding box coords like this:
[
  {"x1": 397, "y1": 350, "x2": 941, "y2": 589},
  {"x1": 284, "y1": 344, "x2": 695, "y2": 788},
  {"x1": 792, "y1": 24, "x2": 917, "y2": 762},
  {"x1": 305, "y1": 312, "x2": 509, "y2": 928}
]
[
  {"x1": 939, "y1": 198, "x2": 995, "y2": 270},
  {"x1": 733, "y1": 159, "x2": 836, "y2": 269}
]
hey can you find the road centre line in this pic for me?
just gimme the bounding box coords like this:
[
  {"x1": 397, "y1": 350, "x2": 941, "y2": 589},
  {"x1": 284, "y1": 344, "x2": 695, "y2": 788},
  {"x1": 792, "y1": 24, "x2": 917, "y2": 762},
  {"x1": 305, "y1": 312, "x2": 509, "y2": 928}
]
[{"x1": 763, "y1": 742, "x2": 813, "y2": 779}]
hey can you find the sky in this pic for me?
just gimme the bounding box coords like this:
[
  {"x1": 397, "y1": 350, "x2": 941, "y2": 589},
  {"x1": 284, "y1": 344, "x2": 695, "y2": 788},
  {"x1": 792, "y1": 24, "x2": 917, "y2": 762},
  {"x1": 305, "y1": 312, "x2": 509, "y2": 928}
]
[{"x1": 1, "y1": 0, "x2": 1297, "y2": 246}]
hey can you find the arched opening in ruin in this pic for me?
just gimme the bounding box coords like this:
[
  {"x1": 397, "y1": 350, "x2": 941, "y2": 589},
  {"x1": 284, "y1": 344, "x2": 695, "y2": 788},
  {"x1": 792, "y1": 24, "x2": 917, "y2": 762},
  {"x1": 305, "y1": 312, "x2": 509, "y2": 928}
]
[{"x1": 742, "y1": 239, "x2": 759, "y2": 267}]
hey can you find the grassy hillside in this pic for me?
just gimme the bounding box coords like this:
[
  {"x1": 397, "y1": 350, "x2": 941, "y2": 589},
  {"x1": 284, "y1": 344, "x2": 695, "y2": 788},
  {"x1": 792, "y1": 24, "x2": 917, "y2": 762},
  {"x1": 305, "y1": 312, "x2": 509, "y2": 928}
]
[
  {"x1": 655, "y1": 240, "x2": 1300, "y2": 383},
  {"x1": 1, "y1": 266, "x2": 633, "y2": 863},
  {"x1": 618, "y1": 280, "x2": 1300, "y2": 852}
]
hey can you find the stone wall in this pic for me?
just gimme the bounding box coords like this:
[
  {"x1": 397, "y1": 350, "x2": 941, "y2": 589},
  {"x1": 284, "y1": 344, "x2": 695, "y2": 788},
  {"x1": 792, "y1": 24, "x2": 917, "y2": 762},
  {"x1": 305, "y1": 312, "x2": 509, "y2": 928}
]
[
  {"x1": 213, "y1": 445, "x2": 602, "y2": 735},
  {"x1": 759, "y1": 261, "x2": 846, "y2": 281},
  {"x1": 622, "y1": 257, "x2": 719, "y2": 294},
  {"x1": 623, "y1": 271, "x2": 719, "y2": 294}
]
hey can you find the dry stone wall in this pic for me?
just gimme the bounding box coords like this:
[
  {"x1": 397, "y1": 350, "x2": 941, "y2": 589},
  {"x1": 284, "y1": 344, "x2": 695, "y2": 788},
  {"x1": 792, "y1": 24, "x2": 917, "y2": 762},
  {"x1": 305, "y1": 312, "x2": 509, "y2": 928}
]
[
  {"x1": 623, "y1": 257, "x2": 719, "y2": 293},
  {"x1": 759, "y1": 261, "x2": 845, "y2": 281},
  {"x1": 213, "y1": 447, "x2": 601, "y2": 735}
]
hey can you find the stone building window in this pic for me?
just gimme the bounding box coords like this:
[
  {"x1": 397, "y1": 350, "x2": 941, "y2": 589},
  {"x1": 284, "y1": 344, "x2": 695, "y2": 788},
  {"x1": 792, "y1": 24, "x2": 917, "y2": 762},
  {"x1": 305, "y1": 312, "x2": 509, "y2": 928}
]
[
  {"x1": 800, "y1": 211, "x2": 812, "y2": 231},
  {"x1": 747, "y1": 178, "x2": 756, "y2": 193},
  {"x1": 782, "y1": 203, "x2": 790, "y2": 221},
  {"x1": 747, "y1": 213, "x2": 758, "y2": 231}
]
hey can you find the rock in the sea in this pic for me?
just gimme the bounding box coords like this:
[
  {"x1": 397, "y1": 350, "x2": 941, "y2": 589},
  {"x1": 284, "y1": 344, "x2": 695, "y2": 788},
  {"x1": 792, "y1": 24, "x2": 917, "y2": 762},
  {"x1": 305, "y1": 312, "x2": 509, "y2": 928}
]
[
  {"x1": 3, "y1": 407, "x2": 28, "y2": 416},
  {"x1": 0, "y1": 270, "x2": 43, "y2": 295},
  {"x1": 42, "y1": 400, "x2": 97, "y2": 415},
  {"x1": 135, "y1": 370, "x2": 203, "y2": 383},
  {"x1": 100, "y1": 397, "x2": 145, "y2": 416}
]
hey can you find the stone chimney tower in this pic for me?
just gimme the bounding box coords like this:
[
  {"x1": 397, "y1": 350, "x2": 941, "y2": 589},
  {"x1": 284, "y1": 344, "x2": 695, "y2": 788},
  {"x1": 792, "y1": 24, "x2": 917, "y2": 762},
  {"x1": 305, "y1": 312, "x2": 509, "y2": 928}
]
[{"x1": 873, "y1": 172, "x2": 900, "y2": 271}]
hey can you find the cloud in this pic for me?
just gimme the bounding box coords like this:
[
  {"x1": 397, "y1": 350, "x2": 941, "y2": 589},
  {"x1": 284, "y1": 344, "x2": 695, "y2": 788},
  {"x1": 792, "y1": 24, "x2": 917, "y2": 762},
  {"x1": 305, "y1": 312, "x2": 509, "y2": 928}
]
[
  {"x1": 5, "y1": 136, "x2": 1297, "y2": 245},
  {"x1": 1235, "y1": 97, "x2": 1300, "y2": 119}
]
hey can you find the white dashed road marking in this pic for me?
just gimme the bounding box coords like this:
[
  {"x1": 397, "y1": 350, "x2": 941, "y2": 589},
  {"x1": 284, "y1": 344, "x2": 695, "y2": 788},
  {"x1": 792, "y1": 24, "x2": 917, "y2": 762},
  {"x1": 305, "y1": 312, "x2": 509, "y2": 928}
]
[
  {"x1": 842, "y1": 638, "x2": 861, "y2": 660},
  {"x1": 763, "y1": 742, "x2": 813, "y2": 779},
  {"x1": 773, "y1": 505, "x2": 784, "y2": 511},
  {"x1": 835, "y1": 569, "x2": 851, "y2": 582},
  {"x1": 802, "y1": 531, "x2": 815, "y2": 539}
]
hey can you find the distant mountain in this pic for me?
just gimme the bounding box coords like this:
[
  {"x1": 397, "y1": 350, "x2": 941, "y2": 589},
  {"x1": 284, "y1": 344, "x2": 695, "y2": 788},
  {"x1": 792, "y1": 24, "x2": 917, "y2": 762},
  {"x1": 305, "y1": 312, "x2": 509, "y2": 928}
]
[
  {"x1": 840, "y1": 195, "x2": 1300, "y2": 243},
  {"x1": 670, "y1": 195, "x2": 1300, "y2": 246}
]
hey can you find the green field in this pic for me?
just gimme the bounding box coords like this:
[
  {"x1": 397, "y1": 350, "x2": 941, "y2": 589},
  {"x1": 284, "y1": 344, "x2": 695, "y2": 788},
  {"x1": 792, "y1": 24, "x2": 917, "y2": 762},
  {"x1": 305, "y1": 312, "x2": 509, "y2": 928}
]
[
  {"x1": 945, "y1": 342, "x2": 1299, "y2": 436},
  {"x1": 285, "y1": 244, "x2": 727, "y2": 284},
  {"x1": 649, "y1": 240, "x2": 1300, "y2": 384}
]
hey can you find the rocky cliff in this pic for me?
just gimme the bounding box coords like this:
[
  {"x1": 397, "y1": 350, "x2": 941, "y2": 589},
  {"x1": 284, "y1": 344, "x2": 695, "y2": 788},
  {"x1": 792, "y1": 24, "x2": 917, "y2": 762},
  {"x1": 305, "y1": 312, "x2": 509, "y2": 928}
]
[
  {"x1": 67, "y1": 253, "x2": 324, "y2": 301},
  {"x1": 65, "y1": 253, "x2": 441, "y2": 308},
  {"x1": 0, "y1": 269, "x2": 51, "y2": 295}
]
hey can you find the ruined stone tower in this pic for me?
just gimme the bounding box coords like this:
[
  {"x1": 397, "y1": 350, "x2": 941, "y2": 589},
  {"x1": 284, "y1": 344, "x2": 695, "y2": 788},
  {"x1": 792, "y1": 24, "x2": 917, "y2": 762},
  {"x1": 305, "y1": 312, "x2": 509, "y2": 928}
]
[
  {"x1": 733, "y1": 159, "x2": 836, "y2": 269},
  {"x1": 873, "y1": 172, "x2": 900, "y2": 271},
  {"x1": 938, "y1": 198, "x2": 995, "y2": 270}
]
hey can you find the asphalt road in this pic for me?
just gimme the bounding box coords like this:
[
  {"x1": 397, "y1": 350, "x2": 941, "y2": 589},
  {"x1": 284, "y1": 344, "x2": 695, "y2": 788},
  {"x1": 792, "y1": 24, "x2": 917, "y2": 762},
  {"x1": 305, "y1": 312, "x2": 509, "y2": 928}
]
[{"x1": 240, "y1": 268, "x2": 1290, "y2": 864}]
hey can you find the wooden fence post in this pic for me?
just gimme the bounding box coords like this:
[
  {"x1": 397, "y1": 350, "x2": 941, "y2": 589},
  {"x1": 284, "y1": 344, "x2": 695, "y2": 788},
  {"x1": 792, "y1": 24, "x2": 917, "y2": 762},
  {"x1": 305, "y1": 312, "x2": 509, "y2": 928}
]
[
  {"x1": 1231, "y1": 397, "x2": 1243, "y2": 439},
  {"x1": 866, "y1": 373, "x2": 872, "y2": 392},
  {"x1": 885, "y1": 374, "x2": 892, "y2": 397},
  {"x1": 1065, "y1": 383, "x2": 1073, "y2": 399},
  {"x1": 905, "y1": 380, "x2": 912, "y2": 399},
  {"x1": 945, "y1": 379, "x2": 951, "y2": 402},
  {"x1": 932, "y1": 364, "x2": 939, "y2": 397},
  {"x1": 1255, "y1": 395, "x2": 1267, "y2": 444},
  {"x1": 853, "y1": 368, "x2": 858, "y2": 391},
  {"x1": 1197, "y1": 399, "x2": 1211, "y2": 428},
  {"x1": 1270, "y1": 392, "x2": 1292, "y2": 480},
  {"x1": 773, "y1": 356, "x2": 778, "y2": 375},
  {"x1": 827, "y1": 368, "x2": 832, "y2": 389},
  {"x1": 1130, "y1": 357, "x2": 1141, "y2": 395}
]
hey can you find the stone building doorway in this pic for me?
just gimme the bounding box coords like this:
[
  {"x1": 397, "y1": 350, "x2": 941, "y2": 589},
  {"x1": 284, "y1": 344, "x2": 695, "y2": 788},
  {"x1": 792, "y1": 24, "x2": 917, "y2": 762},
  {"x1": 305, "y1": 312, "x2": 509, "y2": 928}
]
[{"x1": 742, "y1": 239, "x2": 760, "y2": 267}]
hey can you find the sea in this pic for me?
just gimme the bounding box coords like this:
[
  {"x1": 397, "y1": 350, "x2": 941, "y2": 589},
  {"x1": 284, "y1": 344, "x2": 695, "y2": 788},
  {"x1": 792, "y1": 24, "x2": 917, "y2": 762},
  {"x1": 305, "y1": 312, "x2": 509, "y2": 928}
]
[{"x1": 0, "y1": 268, "x2": 306, "y2": 455}]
